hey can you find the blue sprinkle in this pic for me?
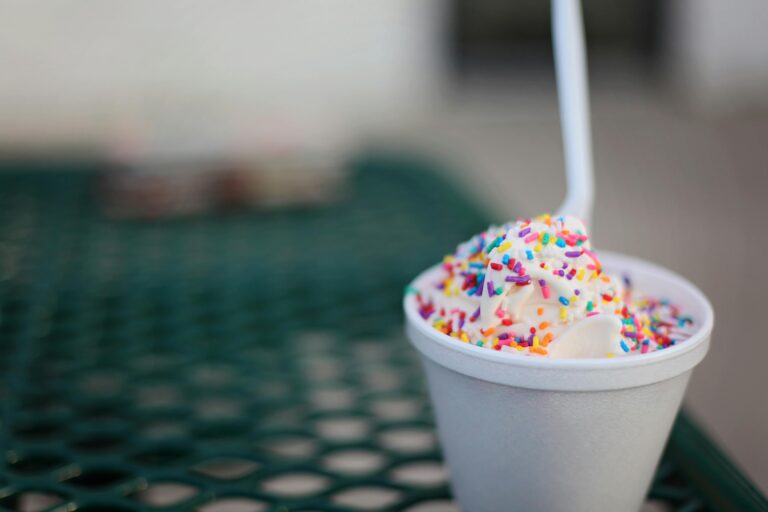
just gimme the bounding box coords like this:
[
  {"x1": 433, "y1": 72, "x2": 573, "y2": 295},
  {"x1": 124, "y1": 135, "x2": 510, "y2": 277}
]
[
  {"x1": 620, "y1": 340, "x2": 630, "y2": 353},
  {"x1": 558, "y1": 296, "x2": 570, "y2": 306},
  {"x1": 469, "y1": 262, "x2": 485, "y2": 269},
  {"x1": 556, "y1": 239, "x2": 566, "y2": 248},
  {"x1": 526, "y1": 250, "x2": 533, "y2": 261},
  {"x1": 502, "y1": 254, "x2": 510, "y2": 264},
  {"x1": 468, "y1": 287, "x2": 478, "y2": 296}
]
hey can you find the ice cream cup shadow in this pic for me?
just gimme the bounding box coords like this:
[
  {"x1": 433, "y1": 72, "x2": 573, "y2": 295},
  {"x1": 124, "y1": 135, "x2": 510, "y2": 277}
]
[{"x1": 404, "y1": 252, "x2": 713, "y2": 512}]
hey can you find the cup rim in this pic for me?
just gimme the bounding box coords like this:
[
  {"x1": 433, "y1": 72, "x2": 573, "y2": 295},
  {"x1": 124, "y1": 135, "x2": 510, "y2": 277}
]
[{"x1": 404, "y1": 251, "x2": 714, "y2": 372}]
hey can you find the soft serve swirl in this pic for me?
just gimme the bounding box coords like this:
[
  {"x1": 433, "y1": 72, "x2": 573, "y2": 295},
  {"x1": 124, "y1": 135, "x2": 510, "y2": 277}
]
[{"x1": 412, "y1": 214, "x2": 692, "y2": 358}]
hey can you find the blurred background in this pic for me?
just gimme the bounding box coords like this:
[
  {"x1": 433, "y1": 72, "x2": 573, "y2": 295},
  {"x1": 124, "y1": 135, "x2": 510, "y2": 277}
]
[{"x1": 1, "y1": 0, "x2": 766, "y2": 505}]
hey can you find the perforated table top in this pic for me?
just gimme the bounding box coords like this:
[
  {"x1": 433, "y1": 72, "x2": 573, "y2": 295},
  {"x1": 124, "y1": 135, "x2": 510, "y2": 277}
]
[{"x1": 0, "y1": 155, "x2": 765, "y2": 512}]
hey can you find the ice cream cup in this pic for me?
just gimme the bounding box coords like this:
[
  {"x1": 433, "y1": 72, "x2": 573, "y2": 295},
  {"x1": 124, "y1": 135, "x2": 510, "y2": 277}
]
[{"x1": 404, "y1": 251, "x2": 713, "y2": 512}]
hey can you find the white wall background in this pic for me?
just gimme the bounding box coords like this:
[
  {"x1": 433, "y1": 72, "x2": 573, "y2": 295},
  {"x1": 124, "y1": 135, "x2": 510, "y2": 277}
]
[
  {"x1": 667, "y1": 0, "x2": 768, "y2": 112},
  {"x1": 0, "y1": 0, "x2": 446, "y2": 155}
]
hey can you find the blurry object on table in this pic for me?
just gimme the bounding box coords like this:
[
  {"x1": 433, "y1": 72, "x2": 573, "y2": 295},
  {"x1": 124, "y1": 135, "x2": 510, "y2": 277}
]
[
  {"x1": 99, "y1": 156, "x2": 346, "y2": 220},
  {"x1": 98, "y1": 124, "x2": 348, "y2": 219}
]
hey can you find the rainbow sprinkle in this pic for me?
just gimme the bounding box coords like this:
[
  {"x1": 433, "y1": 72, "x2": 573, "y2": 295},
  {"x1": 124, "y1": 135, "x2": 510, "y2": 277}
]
[{"x1": 412, "y1": 214, "x2": 695, "y2": 358}]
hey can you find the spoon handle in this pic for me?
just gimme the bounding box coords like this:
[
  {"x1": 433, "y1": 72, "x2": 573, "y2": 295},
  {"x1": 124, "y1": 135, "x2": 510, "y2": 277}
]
[{"x1": 552, "y1": 0, "x2": 595, "y2": 228}]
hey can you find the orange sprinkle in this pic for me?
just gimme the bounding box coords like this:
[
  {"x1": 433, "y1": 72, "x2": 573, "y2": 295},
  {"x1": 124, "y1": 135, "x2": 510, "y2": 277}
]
[
  {"x1": 537, "y1": 307, "x2": 544, "y2": 316},
  {"x1": 601, "y1": 276, "x2": 611, "y2": 283},
  {"x1": 531, "y1": 346, "x2": 548, "y2": 355},
  {"x1": 480, "y1": 327, "x2": 496, "y2": 336},
  {"x1": 539, "y1": 321, "x2": 550, "y2": 330},
  {"x1": 542, "y1": 333, "x2": 554, "y2": 346}
]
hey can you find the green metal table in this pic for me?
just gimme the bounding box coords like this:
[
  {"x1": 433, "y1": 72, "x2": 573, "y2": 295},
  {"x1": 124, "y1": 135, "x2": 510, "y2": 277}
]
[{"x1": 0, "y1": 155, "x2": 765, "y2": 512}]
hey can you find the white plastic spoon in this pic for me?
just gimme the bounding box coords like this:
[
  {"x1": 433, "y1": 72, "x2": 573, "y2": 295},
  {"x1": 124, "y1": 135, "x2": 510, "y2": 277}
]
[{"x1": 552, "y1": 0, "x2": 595, "y2": 228}]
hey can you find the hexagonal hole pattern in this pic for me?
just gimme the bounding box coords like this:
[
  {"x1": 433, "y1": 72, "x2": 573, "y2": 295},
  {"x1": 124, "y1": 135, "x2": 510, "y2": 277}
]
[
  {"x1": 13, "y1": 420, "x2": 65, "y2": 441},
  {"x1": 390, "y1": 461, "x2": 447, "y2": 487},
  {"x1": 260, "y1": 472, "x2": 330, "y2": 497},
  {"x1": 404, "y1": 500, "x2": 459, "y2": 512},
  {"x1": 301, "y1": 359, "x2": 344, "y2": 381},
  {"x1": 7, "y1": 453, "x2": 68, "y2": 474},
  {"x1": 197, "y1": 497, "x2": 269, "y2": 512},
  {"x1": 195, "y1": 398, "x2": 243, "y2": 419},
  {"x1": 78, "y1": 372, "x2": 125, "y2": 396},
  {"x1": 132, "y1": 482, "x2": 200, "y2": 507},
  {"x1": 135, "y1": 385, "x2": 182, "y2": 407},
  {"x1": 322, "y1": 449, "x2": 386, "y2": 475},
  {"x1": 314, "y1": 417, "x2": 370, "y2": 442},
  {"x1": 332, "y1": 486, "x2": 401, "y2": 511},
  {"x1": 309, "y1": 388, "x2": 355, "y2": 409},
  {"x1": 131, "y1": 445, "x2": 188, "y2": 466},
  {"x1": 66, "y1": 468, "x2": 132, "y2": 489},
  {"x1": 191, "y1": 364, "x2": 237, "y2": 387},
  {"x1": 379, "y1": 427, "x2": 436, "y2": 454},
  {"x1": 192, "y1": 458, "x2": 260, "y2": 480},
  {"x1": 369, "y1": 397, "x2": 420, "y2": 419},
  {"x1": 257, "y1": 435, "x2": 317, "y2": 459},
  {"x1": 0, "y1": 491, "x2": 67, "y2": 512}
]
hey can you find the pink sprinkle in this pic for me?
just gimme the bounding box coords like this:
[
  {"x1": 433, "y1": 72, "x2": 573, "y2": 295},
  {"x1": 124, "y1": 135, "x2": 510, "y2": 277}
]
[
  {"x1": 641, "y1": 343, "x2": 650, "y2": 354},
  {"x1": 587, "y1": 312, "x2": 600, "y2": 317},
  {"x1": 524, "y1": 232, "x2": 539, "y2": 244},
  {"x1": 495, "y1": 307, "x2": 505, "y2": 318}
]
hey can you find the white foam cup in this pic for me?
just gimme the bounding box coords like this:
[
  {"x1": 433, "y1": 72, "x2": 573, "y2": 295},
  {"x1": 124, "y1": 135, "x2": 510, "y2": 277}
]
[{"x1": 404, "y1": 252, "x2": 713, "y2": 512}]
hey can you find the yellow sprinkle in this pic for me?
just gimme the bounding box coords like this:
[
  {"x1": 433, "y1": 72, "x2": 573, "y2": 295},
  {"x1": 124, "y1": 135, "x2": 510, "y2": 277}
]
[
  {"x1": 498, "y1": 241, "x2": 511, "y2": 252},
  {"x1": 590, "y1": 271, "x2": 599, "y2": 280},
  {"x1": 560, "y1": 307, "x2": 568, "y2": 320},
  {"x1": 443, "y1": 255, "x2": 454, "y2": 264},
  {"x1": 460, "y1": 333, "x2": 469, "y2": 343},
  {"x1": 570, "y1": 295, "x2": 577, "y2": 303},
  {"x1": 534, "y1": 243, "x2": 543, "y2": 252},
  {"x1": 516, "y1": 345, "x2": 524, "y2": 351},
  {"x1": 577, "y1": 268, "x2": 585, "y2": 280},
  {"x1": 606, "y1": 352, "x2": 616, "y2": 358},
  {"x1": 613, "y1": 296, "x2": 621, "y2": 303},
  {"x1": 492, "y1": 337, "x2": 499, "y2": 348},
  {"x1": 533, "y1": 335, "x2": 540, "y2": 348}
]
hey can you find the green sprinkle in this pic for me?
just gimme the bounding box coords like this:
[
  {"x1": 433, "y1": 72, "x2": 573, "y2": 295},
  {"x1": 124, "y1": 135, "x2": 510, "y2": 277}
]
[
  {"x1": 477, "y1": 341, "x2": 485, "y2": 347},
  {"x1": 542, "y1": 233, "x2": 550, "y2": 245},
  {"x1": 405, "y1": 285, "x2": 419, "y2": 295},
  {"x1": 485, "y1": 236, "x2": 502, "y2": 253},
  {"x1": 586, "y1": 301, "x2": 594, "y2": 312},
  {"x1": 495, "y1": 287, "x2": 503, "y2": 295}
]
